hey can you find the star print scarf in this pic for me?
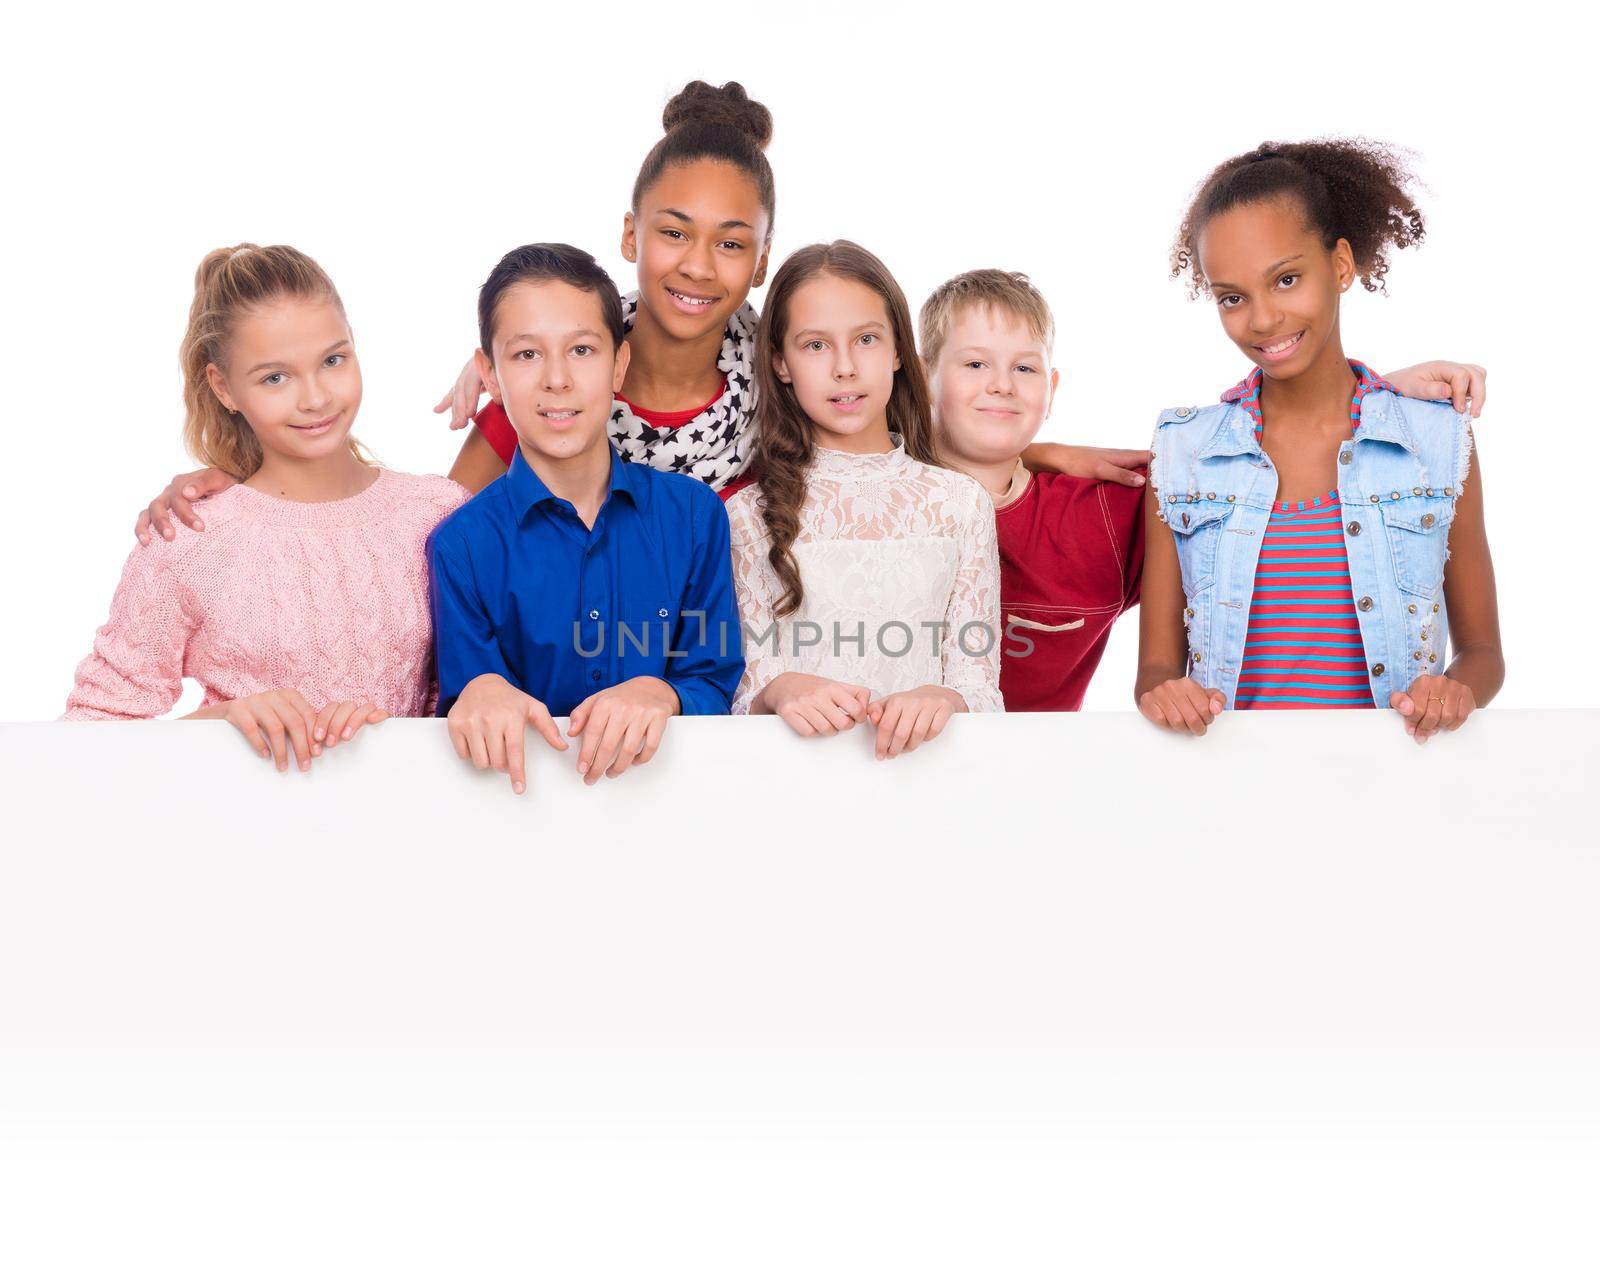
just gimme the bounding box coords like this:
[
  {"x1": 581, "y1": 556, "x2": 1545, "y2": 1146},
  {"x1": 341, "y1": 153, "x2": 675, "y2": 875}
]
[{"x1": 609, "y1": 292, "x2": 759, "y2": 492}]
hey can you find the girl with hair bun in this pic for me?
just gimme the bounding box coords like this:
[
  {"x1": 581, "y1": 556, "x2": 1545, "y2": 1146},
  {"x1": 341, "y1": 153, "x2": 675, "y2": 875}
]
[
  {"x1": 134, "y1": 81, "x2": 1166, "y2": 538},
  {"x1": 64, "y1": 245, "x2": 467, "y2": 770},
  {"x1": 445, "y1": 78, "x2": 776, "y2": 498},
  {"x1": 1137, "y1": 140, "x2": 1503, "y2": 741}
]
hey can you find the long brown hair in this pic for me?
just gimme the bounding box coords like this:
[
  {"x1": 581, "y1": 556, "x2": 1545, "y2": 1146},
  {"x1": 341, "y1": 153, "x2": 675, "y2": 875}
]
[
  {"x1": 180, "y1": 243, "x2": 364, "y2": 479},
  {"x1": 751, "y1": 240, "x2": 937, "y2": 618}
]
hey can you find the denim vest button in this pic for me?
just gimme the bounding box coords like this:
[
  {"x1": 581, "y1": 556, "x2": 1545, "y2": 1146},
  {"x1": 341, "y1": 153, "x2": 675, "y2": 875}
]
[
  {"x1": 1420, "y1": 513, "x2": 1436, "y2": 529},
  {"x1": 1347, "y1": 521, "x2": 1361, "y2": 536},
  {"x1": 1429, "y1": 654, "x2": 1437, "y2": 663},
  {"x1": 1444, "y1": 486, "x2": 1454, "y2": 496},
  {"x1": 1414, "y1": 651, "x2": 1423, "y2": 660},
  {"x1": 1175, "y1": 407, "x2": 1192, "y2": 418},
  {"x1": 1426, "y1": 488, "x2": 1434, "y2": 496},
  {"x1": 1407, "y1": 603, "x2": 1418, "y2": 614},
  {"x1": 1391, "y1": 491, "x2": 1401, "y2": 500},
  {"x1": 1192, "y1": 652, "x2": 1202, "y2": 664},
  {"x1": 1339, "y1": 450, "x2": 1353, "y2": 465},
  {"x1": 1369, "y1": 494, "x2": 1381, "y2": 504},
  {"x1": 1370, "y1": 663, "x2": 1384, "y2": 676},
  {"x1": 1206, "y1": 492, "x2": 1216, "y2": 500},
  {"x1": 1413, "y1": 486, "x2": 1423, "y2": 495},
  {"x1": 1432, "y1": 603, "x2": 1441, "y2": 613},
  {"x1": 1168, "y1": 495, "x2": 1178, "y2": 504},
  {"x1": 1226, "y1": 495, "x2": 1236, "y2": 503},
  {"x1": 1358, "y1": 596, "x2": 1374, "y2": 611}
]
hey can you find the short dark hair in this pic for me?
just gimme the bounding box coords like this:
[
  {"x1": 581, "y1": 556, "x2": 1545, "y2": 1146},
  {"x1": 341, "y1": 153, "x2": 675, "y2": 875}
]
[{"x1": 477, "y1": 243, "x2": 626, "y2": 356}]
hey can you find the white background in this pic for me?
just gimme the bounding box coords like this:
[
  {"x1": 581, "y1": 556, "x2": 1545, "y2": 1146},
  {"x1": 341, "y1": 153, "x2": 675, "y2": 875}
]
[
  {"x1": 3, "y1": 712, "x2": 1597, "y2": 1266},
  {"x1": 2, "y1": 0, "x2": 1591, "y2": 720}
]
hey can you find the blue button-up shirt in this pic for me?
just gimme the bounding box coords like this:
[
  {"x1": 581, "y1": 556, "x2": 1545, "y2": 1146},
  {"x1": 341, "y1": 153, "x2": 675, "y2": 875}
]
[{"x1": 427, "y1": 446, "x2": 743, "y2": 718}]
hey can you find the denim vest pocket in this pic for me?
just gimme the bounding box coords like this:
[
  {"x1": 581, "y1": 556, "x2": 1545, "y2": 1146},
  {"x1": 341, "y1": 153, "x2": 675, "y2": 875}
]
[
  {"x1": 1164, "y1": 499, "x2": 1236, "y2": 597},
  {"x1": 1379, "y1": 495, "x2": 1456, "y2": 597}
]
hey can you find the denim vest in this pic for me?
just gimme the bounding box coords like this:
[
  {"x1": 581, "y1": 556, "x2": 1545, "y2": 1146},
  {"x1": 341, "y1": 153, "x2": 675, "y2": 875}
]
[{"x1": 1150, "y1": 388, "x2": 1472, "y2": 708}]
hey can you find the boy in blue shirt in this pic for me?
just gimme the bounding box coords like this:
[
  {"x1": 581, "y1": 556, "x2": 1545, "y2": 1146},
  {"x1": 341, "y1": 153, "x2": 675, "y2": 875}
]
[{"x1": 428, "y1": 243, "x2": 743, "y2": 794}]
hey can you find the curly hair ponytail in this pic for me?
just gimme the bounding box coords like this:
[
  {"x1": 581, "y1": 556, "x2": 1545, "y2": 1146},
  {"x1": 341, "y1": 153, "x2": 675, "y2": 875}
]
[{"x1": 1172, "y1": 138, "x2": 1426, "y2": 296}]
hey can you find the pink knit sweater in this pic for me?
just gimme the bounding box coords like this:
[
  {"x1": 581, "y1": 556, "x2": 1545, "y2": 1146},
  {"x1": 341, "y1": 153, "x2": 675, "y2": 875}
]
[{"x1": 63, "y1": 468, "x2": 469, "y2": 721}]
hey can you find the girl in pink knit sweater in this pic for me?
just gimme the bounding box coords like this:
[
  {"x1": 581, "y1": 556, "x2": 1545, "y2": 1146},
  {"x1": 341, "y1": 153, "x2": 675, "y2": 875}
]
[{"x1": 63, "y1": 245, "x2": 467, "y2": 771}]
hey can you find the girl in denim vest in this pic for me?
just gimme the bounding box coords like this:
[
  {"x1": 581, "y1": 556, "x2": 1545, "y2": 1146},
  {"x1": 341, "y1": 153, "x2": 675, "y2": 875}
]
[{"x1": 1137, "y1": 140, "x2": 1503, "y2": 743}]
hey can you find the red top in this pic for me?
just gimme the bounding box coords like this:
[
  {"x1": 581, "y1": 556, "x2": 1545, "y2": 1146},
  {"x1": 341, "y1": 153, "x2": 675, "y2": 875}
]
[
  {"x1": 471, "y1": 376, "x2": 754, "y2": 501},
  {"x1": 995, "y1": 469, "x2": 1145, "y2": 712}
]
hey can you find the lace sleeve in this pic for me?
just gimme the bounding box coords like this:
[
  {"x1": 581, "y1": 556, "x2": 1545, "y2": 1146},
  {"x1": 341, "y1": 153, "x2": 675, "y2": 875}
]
[
  {"x1": 940, "y1": 485, "x2": 1004, "y2": 713},
  {"x1": 725, "y1": 492, "x2": 789, "y2": 715}
]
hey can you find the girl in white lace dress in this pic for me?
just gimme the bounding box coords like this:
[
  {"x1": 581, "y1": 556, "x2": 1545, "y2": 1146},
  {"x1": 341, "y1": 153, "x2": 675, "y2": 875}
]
[{"x1": 725, "y1": 241, "x2": 1003, "y2": 758}]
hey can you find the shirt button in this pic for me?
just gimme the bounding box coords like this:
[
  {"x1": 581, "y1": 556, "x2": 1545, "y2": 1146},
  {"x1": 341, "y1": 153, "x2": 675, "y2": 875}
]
[
  {"x1": 588, "y1": 609, "x2": 600, "y2": 620},
  {"x1": 1347, "y1": 521, "x2": 1361, "y2": 536},
  {"x1": 658, "y1": 608, "x2": 669, "y2": 618},
  {"x1": 1339, "y1": 450, "x2": 1353, "y2": 465},
  {"x1": 1370, "y1": 663, "x2": 1384, "y2": 677},
  {"x1": 591, "y1": 670, "x2": 602, "y2": 682},
  {"x1": 1358, "y1": 596, "x2": 1374, "y2": 612}
]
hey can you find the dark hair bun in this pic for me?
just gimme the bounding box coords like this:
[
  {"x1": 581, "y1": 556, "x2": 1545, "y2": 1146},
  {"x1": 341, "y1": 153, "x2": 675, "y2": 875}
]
[{"x1": 662, "y1": 80, "x2": 773, "y2": 150}]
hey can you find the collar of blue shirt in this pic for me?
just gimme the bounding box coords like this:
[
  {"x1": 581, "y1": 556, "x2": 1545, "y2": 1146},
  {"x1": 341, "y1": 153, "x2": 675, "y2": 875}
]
[{"x1": 505, "y1": 441, "x2": 653, "y2": 524}]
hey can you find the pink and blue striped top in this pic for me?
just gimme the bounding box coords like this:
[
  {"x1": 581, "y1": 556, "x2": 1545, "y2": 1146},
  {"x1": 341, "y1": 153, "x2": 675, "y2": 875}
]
[{"x1": 1221, "y1": 361, "x2": 1396, "y2": 710}]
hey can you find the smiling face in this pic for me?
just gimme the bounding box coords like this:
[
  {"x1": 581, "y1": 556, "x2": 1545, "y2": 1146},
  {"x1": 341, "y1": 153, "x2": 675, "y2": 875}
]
[
  {"x1": 772, "y1": 273, "x2": 901, "y2": 450},
  {"x1": 929, "y1": 304, "x2": 1058, "y2": 466},
  {"x1": 623, "y1": 157, "x2": 771, "y2": 342},
  {"x1": 1197, "y1": 196, "x2": 1356, "y2": 382},
  {"x1": 204, "y1": 296, "x2": 361, "y2": 462},
  {"x1": 476, "y1": 279, "x2": 630, "y2": 465}
]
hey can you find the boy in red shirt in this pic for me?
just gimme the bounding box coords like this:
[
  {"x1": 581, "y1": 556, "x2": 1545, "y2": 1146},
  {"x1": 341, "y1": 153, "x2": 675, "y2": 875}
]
[{"x1": 920, "y1": 271, "x2": 1145, "y2": 711}]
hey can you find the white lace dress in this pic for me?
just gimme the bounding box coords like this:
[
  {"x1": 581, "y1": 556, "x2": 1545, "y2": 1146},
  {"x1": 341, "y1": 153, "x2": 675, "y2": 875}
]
[{"x1": 725, "y1": 438, "x2": 1004, "y2": 714}]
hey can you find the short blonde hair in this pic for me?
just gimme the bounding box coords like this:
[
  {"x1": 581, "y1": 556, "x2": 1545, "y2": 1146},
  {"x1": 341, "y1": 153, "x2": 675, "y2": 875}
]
[{"x1": 918, "y1": 268, "x2": 1055, "y2": 369}]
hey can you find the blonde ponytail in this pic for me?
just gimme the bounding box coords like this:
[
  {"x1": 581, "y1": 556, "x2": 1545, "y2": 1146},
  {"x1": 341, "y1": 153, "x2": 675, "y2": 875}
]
[{"x1": 179, "y1": 244, "x2": 364, "y2": 479}]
